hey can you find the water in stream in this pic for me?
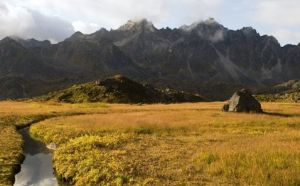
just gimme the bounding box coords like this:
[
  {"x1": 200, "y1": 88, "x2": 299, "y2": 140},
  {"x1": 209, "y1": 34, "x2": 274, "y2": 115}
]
[{"x1": 14, "y1": 128, "x2": 58, "y2": 186}]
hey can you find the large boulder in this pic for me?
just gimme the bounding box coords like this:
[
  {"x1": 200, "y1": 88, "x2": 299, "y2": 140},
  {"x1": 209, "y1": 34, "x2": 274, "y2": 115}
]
[{"x1": 223, "y1": 89, "x2": 263, "y2": 113}]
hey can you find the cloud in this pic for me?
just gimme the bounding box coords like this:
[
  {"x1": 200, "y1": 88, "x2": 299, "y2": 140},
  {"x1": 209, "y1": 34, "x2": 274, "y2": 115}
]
[
  {"x1": 250, "y1": 0, "x2": 300, "y2": 45},
  {"x1": 271, "y1": 30, "x2": 300, "y2": 46},
  {"x1": 0, "y1": 3, "x2": 33, "y2": 39},
  {"x1": 0, "y1": 2, "x2": 74, "y2": 43},
  {"x1": 182, "y1": 18, "x2": 225, "y2": 42},
  {"x1": 0, "y1": 3, "x2": 9, "y2": 14},
  {"x1": 254, "y1": 0, "x2": 300, "y2": 27},
  {"x1": 72, "y1": 21, "x2": 100, "y2": 34},
  {"x1": 0, "y1": 0, "x2": 222, "y2": 42},
  {"x1": 25, "y1": 10, "x2": 74, "y2": 43},
  {"x1": 209, "y1": 30, "x2": 224, "y2": 43},
  {"x1": 1, "y1": 0, "x2": 300, "y2": 45},
  {"x1": 3, "y1": 0, "x2": 222, "y2": 33}
]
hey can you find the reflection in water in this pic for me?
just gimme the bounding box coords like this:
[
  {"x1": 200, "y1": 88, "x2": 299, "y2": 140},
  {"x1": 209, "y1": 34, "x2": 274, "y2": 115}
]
[{"x1": 14, "y1": 129, "x2": 58, "y2": 186}]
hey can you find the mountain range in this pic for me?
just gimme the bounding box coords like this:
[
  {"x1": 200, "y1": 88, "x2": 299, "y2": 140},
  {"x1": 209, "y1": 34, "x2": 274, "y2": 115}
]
[{"x1": 1, "y1": 18, "x2": 299, "y2": 100}]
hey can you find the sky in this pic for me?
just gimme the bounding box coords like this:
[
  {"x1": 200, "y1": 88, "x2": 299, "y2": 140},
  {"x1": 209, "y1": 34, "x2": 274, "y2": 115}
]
[{"x1": 0, "y1": 0, "x2": 299, "y2": 45}]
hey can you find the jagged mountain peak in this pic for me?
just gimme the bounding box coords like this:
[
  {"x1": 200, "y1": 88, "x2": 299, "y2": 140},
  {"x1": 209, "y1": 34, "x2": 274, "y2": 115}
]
[
  {"x1": 180, "y1": 18, "x2": 225, "y2": 32},
  {"x1": 90, "y1": 28, "x2": 109, "y2": 39},
  {"x1": 0, "y1": 37, "x2": 26, "y2": 51},
  {"x1": 118, "y1": 18, "x2": 157, "y2": 32},
  {"x1": 0, "y1": 36, "x2": 18, "y2": 44},
  {"x1": 263, "y1": 35, "x2": 280, "y2": 46},
  {"x1": 241, "y1": 26, "x2": 256, "y2": 32},
  {"x1": 68, "y1": 31, "x2": 85, "y2": 40},
  {"x1": 0, "y1": 36, "x2": 51, "y2": 49},
  {"x1": 17, "y1": 38, "x2": 51, "y2": 48},
  {"x1": 239, "y1": 27, "x2": 281, "y2": 46},
  {"x1": 179, "y1": 18, "x2": 227, "y2": 42},
  {"x1": 240, "y1": 27, "x2": 259, "y2": 37}
]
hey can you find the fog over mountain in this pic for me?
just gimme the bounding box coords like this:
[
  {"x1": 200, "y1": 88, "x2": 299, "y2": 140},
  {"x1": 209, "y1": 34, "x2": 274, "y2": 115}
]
[{"x1": 0, "y1": 19, "x2": 299, "y2": 100}]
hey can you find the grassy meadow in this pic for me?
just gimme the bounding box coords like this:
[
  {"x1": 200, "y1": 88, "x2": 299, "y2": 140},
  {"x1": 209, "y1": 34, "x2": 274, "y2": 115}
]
[
  {"x1": 0, "y1": 101, "x2": 300, "y2": 185},
  {"x1": 0, "y1": 101, "x2": 108, "y2": 186}
]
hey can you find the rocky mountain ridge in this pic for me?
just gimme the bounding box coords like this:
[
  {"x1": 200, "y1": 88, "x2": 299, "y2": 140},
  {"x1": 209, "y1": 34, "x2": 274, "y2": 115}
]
[{"x1": 1, "y1": 18, "x2": 300, "y2": 100}]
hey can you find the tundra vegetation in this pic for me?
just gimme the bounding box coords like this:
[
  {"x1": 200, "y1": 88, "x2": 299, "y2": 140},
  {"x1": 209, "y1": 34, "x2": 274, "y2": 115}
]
[
  {"x1": 0, "y1": 101, "x2": 299, "y2": 185},
  {"x1": 256, "y1": 92, "x2": 300, "y2": 103}
]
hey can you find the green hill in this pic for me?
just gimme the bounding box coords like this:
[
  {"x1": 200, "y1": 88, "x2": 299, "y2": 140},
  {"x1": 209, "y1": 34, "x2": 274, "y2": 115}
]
[
  {"x1": 37, "y1": 75, "x2": 205, "y2": 103},
  {"x1": 256, "y1": 80, "x2": 300, "y2": 103}
]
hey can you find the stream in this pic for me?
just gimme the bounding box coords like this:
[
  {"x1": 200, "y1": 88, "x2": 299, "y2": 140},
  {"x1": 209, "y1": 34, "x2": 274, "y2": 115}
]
[{"x1": 14, "y1": 128, "x2": 58, "y2": 186}]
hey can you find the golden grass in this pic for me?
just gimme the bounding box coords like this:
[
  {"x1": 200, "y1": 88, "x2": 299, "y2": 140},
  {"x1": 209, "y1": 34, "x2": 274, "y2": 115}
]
[
  {"x1": 0, "y1": 113, "x2": 57, "y2": 186},
  {"x1": 0, "y1": 101, "x2": 109, "y2": 116},
  {"x1": 1, "y1": 100, "x2": 299, "y2": 185},
  {"x1": 28, "y1": 102, "x2": 300, "y2": 185},
  {"x1": 0, "y1": 125, "x2": 23, "y2": 186}
]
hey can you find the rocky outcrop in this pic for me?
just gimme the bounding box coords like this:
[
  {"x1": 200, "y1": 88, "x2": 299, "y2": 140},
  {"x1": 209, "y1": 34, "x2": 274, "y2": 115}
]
[{"x1": 223, "y1": 89, "x2": 263, "y2": 113}]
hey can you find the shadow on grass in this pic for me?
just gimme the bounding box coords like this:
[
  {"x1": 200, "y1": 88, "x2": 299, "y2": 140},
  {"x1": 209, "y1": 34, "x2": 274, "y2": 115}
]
[{"x1": 262, "y1": 112, "x2": 300, "y2": 118}]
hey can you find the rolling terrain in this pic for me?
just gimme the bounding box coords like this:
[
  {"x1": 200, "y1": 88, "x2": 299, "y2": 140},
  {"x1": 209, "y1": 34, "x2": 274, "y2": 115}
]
[
  {"x1": 37, "y1": 75, "x2": 205, "y2": 103},
  {"x1": 257, "y1": 80, "x2": 300, "y2": 103}
]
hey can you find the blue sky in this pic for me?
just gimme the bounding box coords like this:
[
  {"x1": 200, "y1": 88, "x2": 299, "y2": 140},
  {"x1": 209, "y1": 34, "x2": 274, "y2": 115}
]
[{"x1": 0, "y1": 0, "x2": 299, "y2": 45}]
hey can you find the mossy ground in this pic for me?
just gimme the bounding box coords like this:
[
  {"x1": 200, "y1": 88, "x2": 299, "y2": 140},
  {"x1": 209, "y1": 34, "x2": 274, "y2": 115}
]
[
  {"x1": 0, "y1": 114, "x2": 55, "y2": 186},
  {"x1": 0, "y1": 125, "x2": 23, "y2": 186},
  {"x1": 25, "y1": 102, "x2": 300, "y2": 186}
]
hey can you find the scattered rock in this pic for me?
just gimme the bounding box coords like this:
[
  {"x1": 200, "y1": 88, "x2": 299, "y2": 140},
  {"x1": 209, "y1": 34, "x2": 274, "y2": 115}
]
[
  {"x1": 47, "y1": 143, "x2": 57, "y2": 150},
  {"x1": 223, "y1": 89, "x2": 263, "y2": 113}
]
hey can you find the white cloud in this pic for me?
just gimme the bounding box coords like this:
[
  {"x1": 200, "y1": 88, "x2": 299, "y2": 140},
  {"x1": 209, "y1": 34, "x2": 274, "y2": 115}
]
[
  {"x1": 72, "y1": 21, "x2": 100, "y2": 34},
  {"x1": 13, "y1": 0, "x2": 221, "y2": 28},
  {"x1": 255, "y1": 0, "x2": 300, "y2": 27},
  {"x1": 0, "y1": 0, "x2": 222, "y2": 41},
  {"x1": 272, "y1": 30, "x2": 300, "y2": 46},
  {"x1": 250, "y1": 0, "x2": 300, "y2": 45},
  {"x1": 0, "y1": 3, "x2": 33, "y2": 39},
  {"x1": 0, "y1": 2, "x2": 74, "y2": 43}
]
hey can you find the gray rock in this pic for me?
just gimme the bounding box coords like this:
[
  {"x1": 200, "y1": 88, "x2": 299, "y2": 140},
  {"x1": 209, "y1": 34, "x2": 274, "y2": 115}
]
[{"x1": 223, "y1": 89, "x2": 263, "y2": 113}]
